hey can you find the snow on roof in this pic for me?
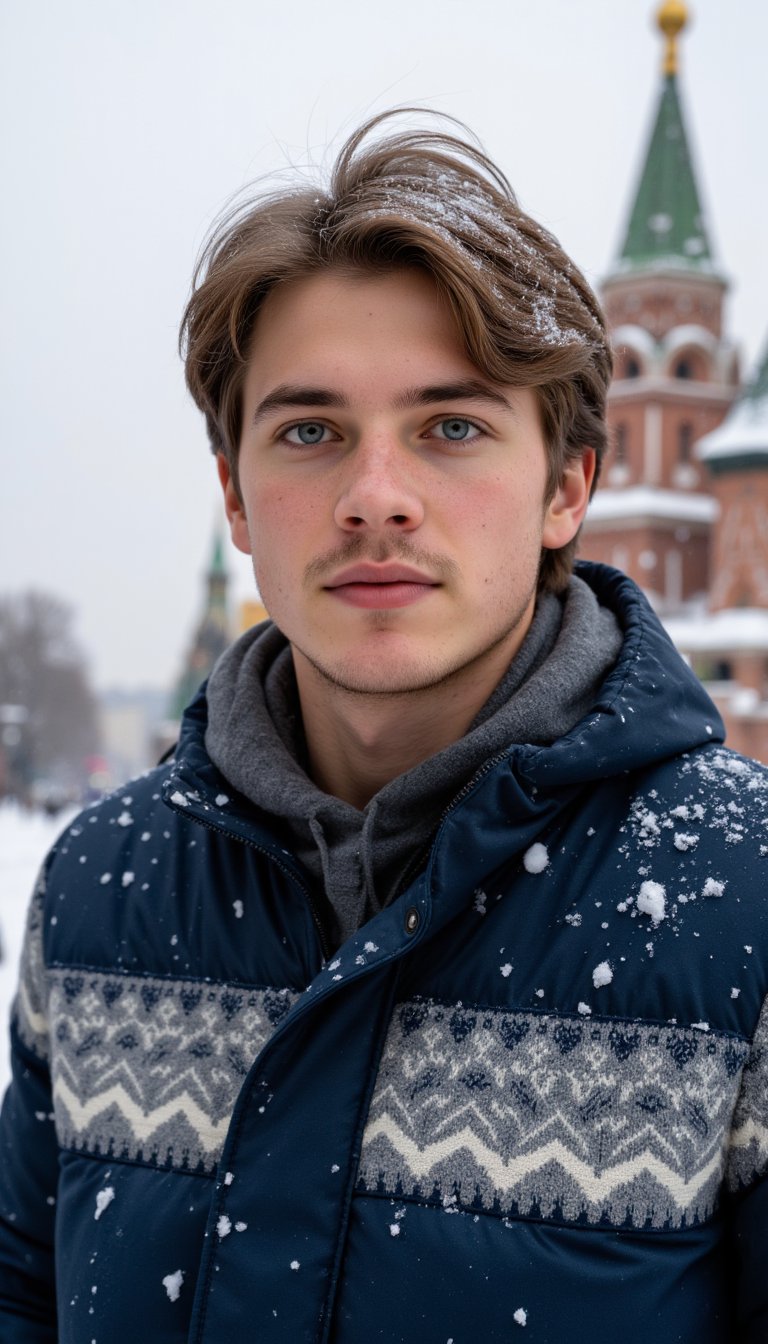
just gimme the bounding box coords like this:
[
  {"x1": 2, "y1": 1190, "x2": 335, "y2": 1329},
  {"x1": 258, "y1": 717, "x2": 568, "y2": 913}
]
[
  {"x1": 608, "y1": 255, "x2": 721, "y2": 280},
  {"x1": 611, "y1": 325, "x2": 657, "y2": 359},
  {"x1": 665, "y1": 324, "x2": 719, "y2": 355},
  {"x1": 697, "y1": 396, "x2": 768, "y2": 461},
  {"x1": 664, "y1": 607, "x2": 768, "y2": 653},
  {"x1": 587, "y1": 487, "x2": 719, "y2": 525}
]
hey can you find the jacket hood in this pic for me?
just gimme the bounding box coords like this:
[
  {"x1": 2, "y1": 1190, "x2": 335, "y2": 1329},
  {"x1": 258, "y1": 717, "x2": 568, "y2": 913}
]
[
  {"x1": 519, "y1": 561, "x2": 724, "y2": 788},
  {"x1": 420, "y1": 562, "x2": 725, "y2": 928}
]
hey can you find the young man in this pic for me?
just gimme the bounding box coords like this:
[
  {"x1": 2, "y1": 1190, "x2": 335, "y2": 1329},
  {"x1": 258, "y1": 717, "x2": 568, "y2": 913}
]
[{"x1": 1, "y1": 112, "x2": 766, "y2": 1342}]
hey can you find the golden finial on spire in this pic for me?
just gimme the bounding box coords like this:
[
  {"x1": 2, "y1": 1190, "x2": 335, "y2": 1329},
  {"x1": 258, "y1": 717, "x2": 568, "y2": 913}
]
[{"x1": 656, "y1": 1, "x2": 689, "y2": 77}]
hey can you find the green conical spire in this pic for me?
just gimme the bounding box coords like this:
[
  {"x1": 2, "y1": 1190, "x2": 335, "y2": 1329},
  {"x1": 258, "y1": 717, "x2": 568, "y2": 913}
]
[
  {"x1": 209, "y1": 528, "x2": 227, "y2": 578},
  {"x1": 616, "y1": 6, "x2": 714, "y2": 273},
  {"x1": 168, "y1": 528, "x2": 232, "y2": 721}
]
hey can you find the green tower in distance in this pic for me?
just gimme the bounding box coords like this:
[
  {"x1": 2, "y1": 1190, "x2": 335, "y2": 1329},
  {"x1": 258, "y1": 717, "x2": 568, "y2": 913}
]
[
  {"x1": 170, "y1": 529, "x2": 232, "y2": 721},
  {"x1": 617, "y1": 1, "x2": 714, "y2": 276}
]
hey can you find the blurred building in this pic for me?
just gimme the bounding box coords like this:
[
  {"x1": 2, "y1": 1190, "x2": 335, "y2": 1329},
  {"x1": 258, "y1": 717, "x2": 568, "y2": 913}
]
[
  {"x1": 582, "y1": 1, "x2": 768, "y2": 759},
  {"x1": 157, "y1": 530, "x2": 269, "y2": 758},
  {"x1": 665, "y1": 343, "x2": 768, "y2": 756},
  {"x1": 170, "y1": 529, "x2": 233, "y2": 720},
  {"x1": 96, "y1": 687, "x2": 169, "y2": 786},
  {"x1": 238, "y1": 598, "x2": 269, "y2": 635}
]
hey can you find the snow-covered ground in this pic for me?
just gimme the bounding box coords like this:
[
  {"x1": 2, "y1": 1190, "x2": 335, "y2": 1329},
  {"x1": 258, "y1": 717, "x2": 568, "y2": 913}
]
[{"x1": 0, "y1": 804, "x2": 77, "y2": 1097}]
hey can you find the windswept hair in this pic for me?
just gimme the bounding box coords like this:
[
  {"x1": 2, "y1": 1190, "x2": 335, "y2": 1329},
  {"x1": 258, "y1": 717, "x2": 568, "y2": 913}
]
[{"x1": 181, "y1": 109, "x2": 612, "y2": 592}]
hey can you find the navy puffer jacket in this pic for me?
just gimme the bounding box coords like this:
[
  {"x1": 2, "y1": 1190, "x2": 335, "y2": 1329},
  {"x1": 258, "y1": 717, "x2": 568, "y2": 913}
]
[{"x1": 1, "y1": 565, "x2": 767, "y2": 1342}]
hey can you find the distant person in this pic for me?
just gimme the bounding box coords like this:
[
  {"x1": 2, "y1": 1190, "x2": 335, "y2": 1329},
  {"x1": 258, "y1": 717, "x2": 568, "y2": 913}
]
[{"x1": 1, "y1": 111, "x2": 766, "y2": 1343}]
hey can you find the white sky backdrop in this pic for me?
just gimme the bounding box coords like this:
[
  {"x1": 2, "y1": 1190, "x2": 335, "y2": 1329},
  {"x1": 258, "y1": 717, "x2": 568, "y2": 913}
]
[{"x1": 1, "y1": 0, "x2": 766, "y2": 691}]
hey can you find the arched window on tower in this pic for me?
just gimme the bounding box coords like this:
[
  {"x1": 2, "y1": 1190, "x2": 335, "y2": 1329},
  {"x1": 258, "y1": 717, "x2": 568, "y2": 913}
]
[
  {"x1": 678, "y1": 422, "x2": 693, "y2": 461},
  {"x1": 608, "y1": 422, "x2": 631, "y2": 486},
  {"x1": 674, "y1": 357, "x2": 693, "y2": 380},
  {"x1": 624, "y1": 356, "x2": 641, "y2": 379}
]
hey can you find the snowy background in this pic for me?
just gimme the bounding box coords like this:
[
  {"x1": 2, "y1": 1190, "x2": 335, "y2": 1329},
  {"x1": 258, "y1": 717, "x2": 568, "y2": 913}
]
[
  {"x1": 0, "y1": 806, "x2": 75, "y2": 1097},
  {"x1": 2, "y1": 2, "x2": 767, "y2": 1094}
]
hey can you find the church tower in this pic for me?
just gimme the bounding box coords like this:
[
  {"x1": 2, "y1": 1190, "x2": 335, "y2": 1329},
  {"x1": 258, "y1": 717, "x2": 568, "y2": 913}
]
[
  {"x1": 581, "y1": 1, "x2": 739, "y2": 609},
  {"x1": 170, "y1": 529, "x2": 233, "y2": 719}
]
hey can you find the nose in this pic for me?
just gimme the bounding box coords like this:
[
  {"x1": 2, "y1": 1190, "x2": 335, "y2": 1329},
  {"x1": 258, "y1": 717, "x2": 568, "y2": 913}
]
[{"x1": 333, "y1": 435, "x2": 425, "y2": 533}]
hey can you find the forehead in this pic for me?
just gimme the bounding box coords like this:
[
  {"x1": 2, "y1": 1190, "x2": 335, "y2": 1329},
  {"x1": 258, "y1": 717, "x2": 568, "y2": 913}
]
[{"x1": 244, "y1": 268, "x2": 476, "y2": 390}]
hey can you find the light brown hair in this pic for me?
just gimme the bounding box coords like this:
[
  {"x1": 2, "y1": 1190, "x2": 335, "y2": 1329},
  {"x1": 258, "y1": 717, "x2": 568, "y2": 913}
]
[{"x1": 181, "y1": 110, "x2": 612, "y2": 592}]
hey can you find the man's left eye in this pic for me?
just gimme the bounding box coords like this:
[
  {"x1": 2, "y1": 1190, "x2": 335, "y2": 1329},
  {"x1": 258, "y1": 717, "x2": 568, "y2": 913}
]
[{"x1": 431, "y1": 418, "x2": 480, "y2": 441}]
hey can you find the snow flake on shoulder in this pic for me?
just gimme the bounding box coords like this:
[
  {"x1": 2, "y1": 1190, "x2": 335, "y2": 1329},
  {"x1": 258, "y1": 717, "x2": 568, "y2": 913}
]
[
  {"x1": 636, "y1": 880, "x2": 666, "y2": 924},
  {"x1": 523, "y1": 843, "x2": 549, "y2": 874},
  {"x1": 162, "y1": 1270, "x2": 184, "y2": 1302},
  {"x1": 592, "y1": 961, "x2": 613, "y2": 988}
]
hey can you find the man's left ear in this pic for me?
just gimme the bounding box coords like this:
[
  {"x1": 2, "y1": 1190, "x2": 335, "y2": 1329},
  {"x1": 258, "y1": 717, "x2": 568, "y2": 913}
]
[{"x1": 542, "y1": 448, "x2": 596, "y2": 550}]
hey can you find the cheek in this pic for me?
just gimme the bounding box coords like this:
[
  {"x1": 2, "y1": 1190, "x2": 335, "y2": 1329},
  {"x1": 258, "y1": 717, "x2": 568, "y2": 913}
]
[
  {"x1": 467, "y1": 477, "x2": 546, "y2": 550},
  {"x1": 246, "y1": 480, "x2": 319, "y2": 592},
  {"x1": 247, "y1": 476, "x2": 322, "y2": 528}
]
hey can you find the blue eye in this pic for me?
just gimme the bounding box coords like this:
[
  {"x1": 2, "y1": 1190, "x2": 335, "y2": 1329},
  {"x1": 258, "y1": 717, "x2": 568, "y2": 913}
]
[
  {"x1": 433, "y1": 418, "x2": 480, "y2": 441},
  {"x1": 285, "y1": 422, "x2": 329, "y2": 445}
]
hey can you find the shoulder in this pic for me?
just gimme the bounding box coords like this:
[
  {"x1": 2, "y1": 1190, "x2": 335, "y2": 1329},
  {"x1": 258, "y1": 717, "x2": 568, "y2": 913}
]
[
  {"x1": 38, "y1": 763, "x2": 231, "y2": 976},
  {"x1": 595, "y1": 744, "x2": 768, "y2": 941},
  {"x1": 629, "y1": 743, "x2": 768, "y2": 861},
  {"x1": 597, "y1": 743, "x2": 768, "y2": 1029},
  {"x1": 46, "y1": 764, "x2": 177, "y2": 877},
  {"x1": 41, "y1": 763, "x2": 193, "y2": 926}
]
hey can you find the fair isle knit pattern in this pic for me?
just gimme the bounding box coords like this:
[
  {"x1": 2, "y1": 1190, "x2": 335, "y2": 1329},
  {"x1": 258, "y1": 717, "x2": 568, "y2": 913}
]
[
  {"x1": 13, "y1": 864, "x2": 49, "y2": 1060},
  {"x1": 20, "y1": 968, "x2": 297, "y2": 1173},
  {"x1": 727, "y1": 995, "x2": 768, "y2": 1193},
  {"x1": 357, "y1": 997, "x2": 753, "y2": 1230}
]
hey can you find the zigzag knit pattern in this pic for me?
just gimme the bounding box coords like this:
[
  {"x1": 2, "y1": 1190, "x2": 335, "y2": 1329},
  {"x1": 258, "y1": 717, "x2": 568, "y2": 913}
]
[
  {"x1": 20, "y1": 968, "x2": 297, "y2": 1172},
  {"x1": 357, "y1": 997, "x2": 761, "y2": 1230}
]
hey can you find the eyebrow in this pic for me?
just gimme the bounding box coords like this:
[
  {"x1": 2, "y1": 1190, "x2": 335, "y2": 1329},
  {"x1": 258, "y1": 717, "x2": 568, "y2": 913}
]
[
  {"x1": 392, "y1": 380, "x2": 514, "y2": 414},
  {"x1": 251, "y1": 379, "x2": 514, "y2": 425},
  {"x1": 251, "y1": 386, "x2": 348, "y2": 425}
]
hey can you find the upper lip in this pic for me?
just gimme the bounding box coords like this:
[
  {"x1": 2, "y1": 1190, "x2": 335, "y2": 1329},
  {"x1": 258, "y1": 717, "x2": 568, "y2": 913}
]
[{"x1": 324, "y1": 563, "x2": 438, "y2": 588}]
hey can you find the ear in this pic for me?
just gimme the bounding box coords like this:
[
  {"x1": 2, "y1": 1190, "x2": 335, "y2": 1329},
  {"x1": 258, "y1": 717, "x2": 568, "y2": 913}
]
[
  {"x1": 541, "y1": 448, "x2": 596, "y2": 551},
  {"x1": 217, "y1": 453, "x2": 252, "y2": 556}
]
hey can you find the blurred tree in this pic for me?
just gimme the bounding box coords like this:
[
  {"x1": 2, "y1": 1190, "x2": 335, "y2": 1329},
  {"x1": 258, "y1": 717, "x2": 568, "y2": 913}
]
[{"x1": 0, "y1": 592, "x2": 101, "y2": 802}]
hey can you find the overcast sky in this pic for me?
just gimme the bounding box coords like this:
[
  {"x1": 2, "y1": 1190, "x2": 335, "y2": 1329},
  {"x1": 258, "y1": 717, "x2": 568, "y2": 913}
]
[{"x1": 2, "y1": 0, "x2": 766, "y2": 693}]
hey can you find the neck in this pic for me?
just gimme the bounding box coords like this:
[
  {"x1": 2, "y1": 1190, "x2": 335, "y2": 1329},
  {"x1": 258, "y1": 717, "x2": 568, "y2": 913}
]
[{"x1": 293, "y1": 636, "x2": 528, "y2": 809}]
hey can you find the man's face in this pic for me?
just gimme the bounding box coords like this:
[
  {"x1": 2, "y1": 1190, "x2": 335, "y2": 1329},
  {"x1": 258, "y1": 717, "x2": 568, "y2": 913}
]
[{"x1": 220, "y1": 268, "x2": 592, "y2": 698}]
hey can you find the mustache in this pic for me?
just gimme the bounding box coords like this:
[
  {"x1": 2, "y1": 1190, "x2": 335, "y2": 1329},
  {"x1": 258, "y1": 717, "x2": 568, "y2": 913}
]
[{"x1": 304, "y1": 535, "x2": 460, "y2": 585}]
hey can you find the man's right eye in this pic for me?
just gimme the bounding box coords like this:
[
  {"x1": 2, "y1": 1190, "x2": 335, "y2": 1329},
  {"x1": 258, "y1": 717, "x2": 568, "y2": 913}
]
[{"x1": 283, "y1": 422, "x2": 330, "y2": 445}]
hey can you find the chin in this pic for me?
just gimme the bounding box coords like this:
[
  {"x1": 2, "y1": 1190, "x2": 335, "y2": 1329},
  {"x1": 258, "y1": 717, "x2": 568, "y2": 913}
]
[{"x1": 303, "y1": 645, "x2": 475, "y2": 699}]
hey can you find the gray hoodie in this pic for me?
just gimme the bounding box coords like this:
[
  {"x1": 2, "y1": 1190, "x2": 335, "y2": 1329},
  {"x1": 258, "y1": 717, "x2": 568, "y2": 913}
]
[{"x1": 205, "y1": 575, "x2": 622, "y2": 948}]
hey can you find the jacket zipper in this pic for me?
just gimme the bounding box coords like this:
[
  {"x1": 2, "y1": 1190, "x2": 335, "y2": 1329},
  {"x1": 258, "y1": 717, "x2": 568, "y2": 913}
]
[
  {"x1": 174, "y1": 802, "x2": 332, "y2": 962},
  {"x1": 393, "y1": 748, "x2": 514, "y2": 900}
]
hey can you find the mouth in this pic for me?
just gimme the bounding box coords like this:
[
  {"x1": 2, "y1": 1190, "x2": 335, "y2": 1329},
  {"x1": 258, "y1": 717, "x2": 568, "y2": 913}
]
[{"x1": 324, "y1": 563, "x2": 440, "y2": 610}]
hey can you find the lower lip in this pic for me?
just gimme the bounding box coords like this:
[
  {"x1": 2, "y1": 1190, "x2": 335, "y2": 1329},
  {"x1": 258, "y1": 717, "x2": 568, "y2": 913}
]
[{"x1": 327, "y1": 582, "x2": 437, "y2": 609}]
